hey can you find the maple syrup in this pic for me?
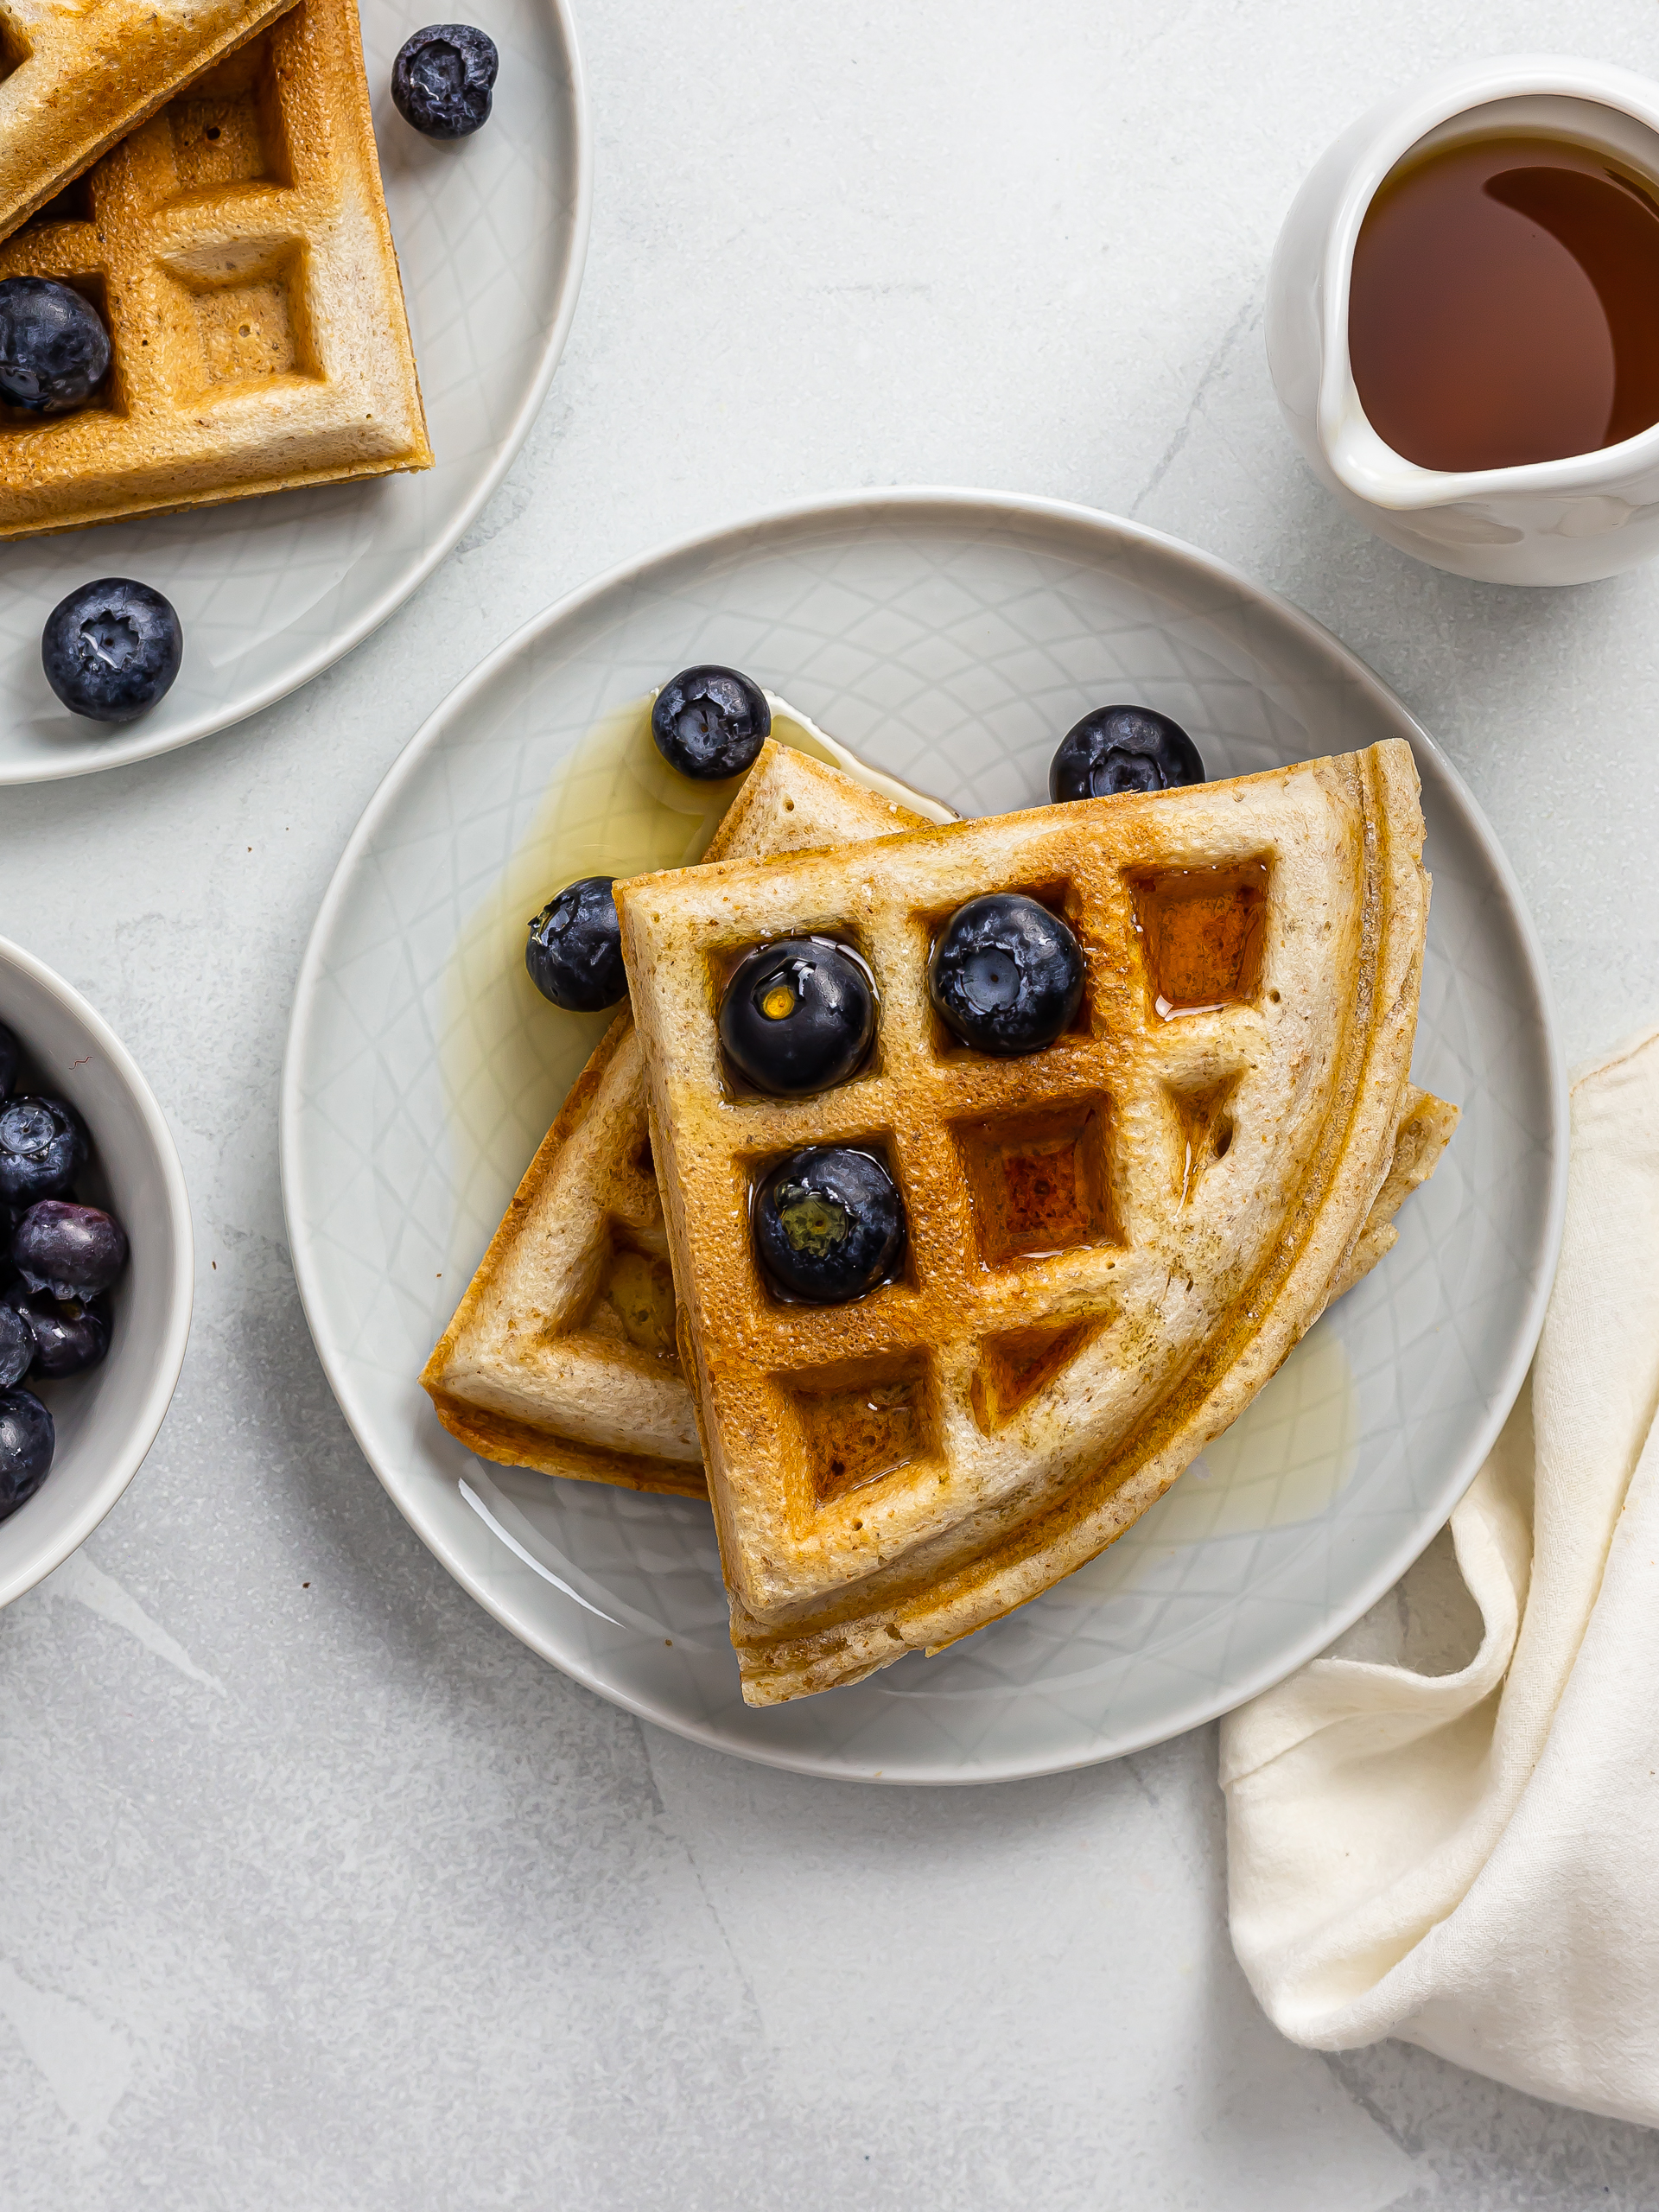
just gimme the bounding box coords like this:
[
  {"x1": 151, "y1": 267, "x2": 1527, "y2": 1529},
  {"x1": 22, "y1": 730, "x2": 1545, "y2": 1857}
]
[
  {"x1": 970, "y1": 1319, "x2": 1105, "y2": 1436},
  {"x1": 1132, "y1": 863, "x2": 1268, "y2": 1018},
  {"x1": 956, "y1": 1102, "x2": 1118, "y2": 1267},
  {"x1": 1044, "y1": 1321, "x2": 1360, "y2": 1595},
  {"x1": 1350, "y1": 130, "x2": 1659, "y2": 472},
  {"x1": 439, "y1": 696, "x2": 948, "y2": 1238},
  {"x1": 796, "y1": 1369, "x2": 927, "y2": 1503}
]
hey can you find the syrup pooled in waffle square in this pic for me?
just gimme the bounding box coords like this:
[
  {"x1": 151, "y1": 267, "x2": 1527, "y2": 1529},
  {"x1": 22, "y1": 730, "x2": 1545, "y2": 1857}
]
[
  {"x1": 0, "y1": 0, "x2": 299, "y2": 244},
  {"x1": 422, "y1": 741, "x2": 939, "y2": 1499},
  {"x1": 0, "y1": 0, "x2": 430, "y2": 537},
  {"x1": 615, "y1": 739, "x2": 1455, "y2": 1704}
]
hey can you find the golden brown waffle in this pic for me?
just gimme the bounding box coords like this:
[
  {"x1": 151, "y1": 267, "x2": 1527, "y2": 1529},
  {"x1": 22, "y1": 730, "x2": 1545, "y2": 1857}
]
[
  {"x1": 0, "y1": 0, "x2": 430, "y2": 537},
  {"x1": 422, "y1": 742, "x2": 937, "y2": 1497},
  {"x1": 1327, "y1": 1084, "x2": 1459, "y2": 1302},
  {"x1": 0, "y1": 0, "x2": 299, "y2": 244},
  {"x1": 616, "y1": 739, "x2": 1453, "y2": 1703}
]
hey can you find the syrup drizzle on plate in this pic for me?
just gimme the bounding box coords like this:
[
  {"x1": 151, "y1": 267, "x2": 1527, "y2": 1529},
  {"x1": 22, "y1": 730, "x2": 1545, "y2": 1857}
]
[
  {"x1": 1042, "y1": 1320, "x2": 1361, "y2": 1598},
  {"x1": 438, "y1": 696, "x2": 952, "y2": 1231}
]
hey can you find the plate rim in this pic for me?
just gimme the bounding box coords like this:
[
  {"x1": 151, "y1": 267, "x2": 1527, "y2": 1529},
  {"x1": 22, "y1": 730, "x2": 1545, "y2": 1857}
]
[
  {"x1": 0, "y1": 0, "x2": 593, "y2": 788},
  {"x1": 279, "y1": 484, "x2": 1569, "y2": 1783}
]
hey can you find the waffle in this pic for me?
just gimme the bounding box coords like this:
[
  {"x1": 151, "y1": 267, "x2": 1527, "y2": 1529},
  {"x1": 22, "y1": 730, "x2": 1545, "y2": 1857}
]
[
  {"x1": 616, "y1": 738, "x2": 1453, "y2": 1703},
  {"x1": 0, "y1": 0, "x2": 430, "y2": 537},
  {"x1": 422, "y1": 742, "x2": 938, "y2": 1497},
  {"x1": 1328, "y1": 1082, "x2": 1459, "y2": 1302},
  {"x1": 0, "y1": 0, "x2": 299, "y2": 244}
]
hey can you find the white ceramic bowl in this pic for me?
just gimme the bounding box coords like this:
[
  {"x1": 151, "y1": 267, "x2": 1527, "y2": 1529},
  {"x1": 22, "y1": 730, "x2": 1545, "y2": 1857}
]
[
  {"x1": 1268, "y1": 54, "x2": 1659, "y2": 584},
  {"x1": 0, "y1": 939, "x2": 193, "y2": 1605}
]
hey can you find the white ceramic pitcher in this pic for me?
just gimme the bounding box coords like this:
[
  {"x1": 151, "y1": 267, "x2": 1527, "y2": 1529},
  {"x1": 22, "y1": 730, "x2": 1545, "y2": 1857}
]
[{"x1": 1268, "y1": 55, "x2": 1659, "y2": 586}]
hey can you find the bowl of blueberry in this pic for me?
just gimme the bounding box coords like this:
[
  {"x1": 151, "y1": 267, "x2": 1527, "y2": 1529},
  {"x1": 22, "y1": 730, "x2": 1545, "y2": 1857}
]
[{"x1": 0, "y1": 936, "x2": 192, "y2": 1607}]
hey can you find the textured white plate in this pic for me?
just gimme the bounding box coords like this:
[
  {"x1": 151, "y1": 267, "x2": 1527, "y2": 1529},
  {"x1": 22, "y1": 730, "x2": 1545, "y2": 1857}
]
[
  {"x1": 0, "y1": 0, "x2": 589, "y2": 784},
  {"x1": 282, "y1": 489, "x2": 1566, "y2": 1783}
]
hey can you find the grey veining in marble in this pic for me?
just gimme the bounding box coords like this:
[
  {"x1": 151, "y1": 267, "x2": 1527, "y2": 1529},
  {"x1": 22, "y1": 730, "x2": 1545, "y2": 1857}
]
[{"x1": 3, "y1": 0, "x2": 1659, "y2": 2202}]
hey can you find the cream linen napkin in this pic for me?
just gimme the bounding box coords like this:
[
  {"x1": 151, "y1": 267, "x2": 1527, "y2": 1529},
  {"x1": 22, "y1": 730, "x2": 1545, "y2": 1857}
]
[{"x1": 1221, "y1": 1023, "x2": 1659, "y2": 2126}]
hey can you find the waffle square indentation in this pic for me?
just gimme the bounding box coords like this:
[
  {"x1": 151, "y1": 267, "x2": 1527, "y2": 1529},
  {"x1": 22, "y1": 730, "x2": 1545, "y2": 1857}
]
[
  {"x1": 955, "y1": 1098, "x2": 1118, "y2": 1268},
  {"x1": 971, "y1": 1318, "x2": 1106, "y2": 1434},
  {"x1": 787, "y1": 1357, "x2": 936, "y2": 1504},
  {"x1": 169, "y1": 239, "x2": 317, "y2": 392},
  {"x1": 748, "y1": 1136, "x2": 912, "y2": 1305},
  {"x1": 582, "y1": 1243, "x2": 679, "y2": 1364},
  {"x1": 1130, "y1": 861, "x2": 1268, "y2": 1017},
  {"x1": 1166, "y1": 1075, "x2": 1241, "y2": 1204},
  {"x1": 166, "y1": 38, "x2": 289, "y2": 195}
]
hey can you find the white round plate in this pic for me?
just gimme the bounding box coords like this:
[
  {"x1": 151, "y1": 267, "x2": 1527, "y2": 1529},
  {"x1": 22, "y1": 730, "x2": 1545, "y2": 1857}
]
[
  {"x1": 0, "y1": 0, "x2": 589, "y2": 784},
  {"x1": 282, "y1": 489, "x2": 1566, "y2": 1783}
]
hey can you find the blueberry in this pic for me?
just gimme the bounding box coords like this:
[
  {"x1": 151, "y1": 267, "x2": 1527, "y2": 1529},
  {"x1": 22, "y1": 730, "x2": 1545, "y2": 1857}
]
[
  {"x1": 3, "y1": 1283, "x2": 110, "y2": 1379},
  {"x1": 526, "y1": 876, "x2": 627, "y2": 1012},
  {"x1": 753, "y1": 1146, "x2": 906, "y2": 1304},
  {"x1": 0, "y1": 1300, "x2": 30, "y2": 1389},
  {"x1": 391, "y1": 23, "x2": 498, "y2": 137},
  {"x1": 719, "y1": 938, "x2": 875, "y2": 1096},
  {"x1": 42, "y1": 577, "x2": 183, "y2": 722},
  {"x1": 651, "y1": 667, "x2": 771, "y2": 780},
  {"x1": 1049, "y1": 705, "x2": 1205, "y2": 801},
  {"x1": 0, "y1": 1096, "x2": 86, "y2": 1208},
  {"x1": 0, "y1": 1387, "x2": 53, "y2": 1517},
  {"x1": 0, "y1": 1020, "x2": 18, "y2": 1096},
  {"x1": 0, "y1": 276, "x2": 111, "y2": 413},
  {"x1": 930, "y1": 893, "x2": 1084, "y2": 1056},
  {"x1": 13, "y1": 1199, "x2": 126, "y2": 1300}
]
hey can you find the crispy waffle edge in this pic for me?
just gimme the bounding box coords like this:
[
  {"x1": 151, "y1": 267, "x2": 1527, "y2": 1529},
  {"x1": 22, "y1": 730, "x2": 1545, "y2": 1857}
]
[
  {"x1": 420, "y1": 741, "x2": 938, "y2": 1496},
  {"x1": 420, "y1": 1010, "x2": 714, "y2": 1497}
]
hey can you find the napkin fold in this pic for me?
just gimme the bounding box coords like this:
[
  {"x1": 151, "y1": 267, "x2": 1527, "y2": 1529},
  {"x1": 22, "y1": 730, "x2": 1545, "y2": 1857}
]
[{"x1": 1222, "y1": 1024, "x2": 1659, "y2": 2127}]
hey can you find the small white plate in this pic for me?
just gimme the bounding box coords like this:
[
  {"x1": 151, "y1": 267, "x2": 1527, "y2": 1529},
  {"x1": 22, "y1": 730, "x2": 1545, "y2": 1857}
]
[
  {"x1": 0, "y1": 0, "x2": 589, "y2": 785},
  {"x1": 282, "y1": 489, "x2": 1567, "y2": 1783}
]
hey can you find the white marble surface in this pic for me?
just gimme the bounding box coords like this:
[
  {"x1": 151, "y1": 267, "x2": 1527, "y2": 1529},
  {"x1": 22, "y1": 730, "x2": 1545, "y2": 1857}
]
[{"x1": 3, "y1": 0, "x2": 1659, "y2": 2201}]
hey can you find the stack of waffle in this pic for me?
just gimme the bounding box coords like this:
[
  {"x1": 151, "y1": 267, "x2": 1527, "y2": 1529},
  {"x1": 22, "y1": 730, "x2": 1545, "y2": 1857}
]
[
  {"x1": 426, "y1": 728, "x2": 1459, "y2": 1707},
  {"x1": 0, "y1": 0, "x2": 429, "y2": 536}
]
